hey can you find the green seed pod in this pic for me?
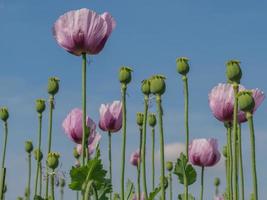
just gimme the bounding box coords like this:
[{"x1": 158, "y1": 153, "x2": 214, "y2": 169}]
[
  {"x1": 222, "y1": 145, "x2": 228, "y2": 158},
  {"x1": 119, "y1": 66, "x2": 132, "y2": 85},
  {"x1": 150, "y1": 75, "x2": 166, "y2": 95},
  {"x1": 48, "y1": 77, "x2": 60, "y2": 96},
  {"x1": 214, "y1": 177, "x2": 220, "y2": 186},
  {"x1": 24, "y1": 140, "x2": 33, "y2": 153},
  {"x1": 176, "y1": 57, "x2": 190, "y2": 76},
  {"x1": 136, "y1": 112, "x2": 144, "y2": 127},
  {"x1": 166, "y1": 161, "x2": 173, "y2": 172},
  {"x1": 73, "y1": 147, "x2": 80, "y2": 159},
  {"x1": 148, "y1": 113, "x2": 157, "y2": 127},
  {"x1": 238, "y1": 91, "x2": 255, "y2": 113},
  {"x1": 141, "y1": 79, "x2": 151, "y2": 95},
  {"x1": 0, "y1": 107, "x2": 9, "y2": 122},
  {"x1": 36, "y1": 99, "x2": 46, "y2": 114},
  {"x1": 34, "y1": 148, "x2": 43, "y2": 162},
  {"x1": 17, "y1": 197, "x2": 23, "y2": 200},
  {"x1": 226, "y1": 60, "x2": 242, "y2": 84},
  {"x1": 59, "y1": 178, "x2": 66, "y2": 187},
  {"x1": 47, "y1": 152, "x2": 60, "y2": 170}
]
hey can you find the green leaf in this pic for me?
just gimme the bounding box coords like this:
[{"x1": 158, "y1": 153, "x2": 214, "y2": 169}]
[
  {"x1": 125, "y1": 179, "x2": 135, "y2": 200},
  {"x1": 173, "y1": 153, "x2": 197, "y2": 186},
  {"x1": 98, "y1": 179, "x2": 112, "y2": 200},
  {"x1": 148, "y1": 186, "x2": 161, "y2": 200},
  {"x1": 178, "y1": 193, "x2": 195, "y2": 200},
  {"x1": 33, "y1": 195, "x2": 44, "y2": 200},
  {"x1": 69, "y1": 165, "x2": 88, "y2": 190},
  {"x1": 113, "y1": 193, "x2": 120, "y2": 200}
]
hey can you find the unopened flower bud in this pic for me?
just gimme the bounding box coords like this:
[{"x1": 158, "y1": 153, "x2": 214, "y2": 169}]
[
  {"x1": 0, "y1": 107, "x2": 9, "y2": 122},
  {"x1": 238, "y1": 91, "x2": 255, "y2": 113},
  {"x1": 148, "y1": 113, "x2": 157, "y2": 127},
  {"x1": 176, "y1": 57, "x2": 190, "y2": 76},
  {"x1": 166, "y1": 161, "x2": 173, "y2": 172},
  {"x1": 150, "y1": 75, "x2": 166, "y2": 95},
  {"x1": 73, "y1": 147, "x2": 80, "y2": 159},
  {"x1": 24, "y1": 140, "x2": 33, "y2": 153},
  {"x1": 226, "y1": 60, "x2": 242, "y2": 84},
  {"x1": 119, "y1": 66, "x2": 132, "y2": 85},
  {"x1": 222, "y1": 145, "x2": 228, "y2": 158},
  {"x1": 36, "y1": 99, "x2": 46, "y2": 114},
  {"x1": 141, "y1": 79, "x2": 151, "y2": 95},
  {"x1": 59, "y1": 178, "x2": 66, "y2": 187},
  {"x1": 214, "y1": 177, "x2": 220, "y2": 186},
  {"x1": 48, "y1": 77, "x2": 60, "y2": 96},
  {"x1": 136, "y1": 112, "x2": 144, "y2": 127},
  {"x1": 47, "y1": 152, "x2": 60, "y2": 170},
  {"x1": 34, "y1": 148, "x2": 43, "y2": 162}
]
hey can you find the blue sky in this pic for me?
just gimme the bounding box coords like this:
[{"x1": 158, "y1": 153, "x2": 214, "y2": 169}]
[{"x1": 0, "y1": 0, "x2": 267, "y2": 199}]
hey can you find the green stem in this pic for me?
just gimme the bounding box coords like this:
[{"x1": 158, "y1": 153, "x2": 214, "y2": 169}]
[
  {"x1": 200, "y1": 167, "x2": 204, "y2": 200},
  {"x1": 84, "y1": 181, "x2": 93, "y2": 200},
  {"x1": 238, "y1": 124, "x2": 245, "y2": 200},
  {"x1": 81, "y1": 53, "x2": 87, "y2": 166},
  {"x1": 182, "y1": 76, "x2": 189, "y2": 159},
  {"x1": 141, "y1": 95, "x2": 149, "y2": 199},
  {"x1": 169, "y1": 172, "x2": 172, "y2": 200},
  {"x1": 156, "y1": 95, "x2": 165, "y2": 200},
  {"x1": 215, "y1": 186, "x2": 219, "y2": 196},
  {"x1": 226, "y1": 125, "x2": 233, "y2": 200},
  {"x1": 50, "y1": 171, "x2": 55, "y2": 200},
  {"x1": 0, "y1": 122, "x2": 8, "y2": 200},
  {"x1": 60, "y1": 187, "x2": 64, "y2": 200},
  {"x1": 232, "y1": 84, "x2": 239, "y2": 200},
  {"x1": 34, "y1": 114, "x2": 42, "y2": 196},
  {"x1": 137, "y1": 127, "x2": 142, "y2": 200},
  {"x1": 76, "y1": 191, "x2": 79, "y2": 200},
  {"x1": 247, "y1": 113, "x2": 258, "y2": 200},
  {"x1": 108, "y1": 132, "x2": 112, "y2": 200},
  {"x1": 151, "y1": 127, "x2": 155, "y2": 191},
  {"x1": 183, "y1": 171, "x2": 188, "y2": 200},
  {"x1": 93, "y1": 185, "x2": 99, "y2": 200},
  {"x1": 45, "y1": 95, "x2": 54, "y2": 199},
  {"x1": 39, "y1": 162, "x2": 42, "y2": 196},
  {"x1": 26, "y1": 153, "x2": 31, "y2": 200},
  {"x1": 120, "y1": 84, "x2": 127, "y2": 200}
]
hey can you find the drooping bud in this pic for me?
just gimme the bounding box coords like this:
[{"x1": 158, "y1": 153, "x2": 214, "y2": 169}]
[
  {"x1": 0, "y1": 107, "x2": 9, "y2": 122},
  {"x1": 34, "y1": 148, "x2": 43, "y2": 162},
  {"x1": 73, "y1": 147, "x2": 80, "y2": 159},
  {"x1": 59, "y1": 178, "x2": 66, "y2": 187},
  {"x1": 119, "y1": 66, "x2": 132, "y2": 85},
  {"x1": 136, "y1": 112, "x2": 144, "y2": 127},
  {"x1": 238, "y1": 91, "x2": 255, "y2": 113},
  {"x1": 166, "y1": 161, "x2": 173, "y2": 172},
  {"x1": 222, "y1": 145, "x2": 228, "y2": 158},
  {"x1": 226, "y1": 60, "x2": 242, "y2": 84},
  {"x1": 47, "y1": 152, "x2": 60, "y2": 170},
  {"x1": 150, "y1": 75, "x2": 166, "y2": 95},
  {"x1": 214, "y1": 177, "x2": 220, "y2": 186},
  {"x1": 35, "y1": 99, "x2": 46, "y2": 114},
  {"x1": 176, "y1": 57, "x2": 190, "y2": 76},
  {"x1": 24, "y1": 140, "x2": 33, "y2": 153},
  {"x1": 141, "y1": 79, "x2": 151, "y2": 95},
  {"x1": 48, "y1": 77, "x2": 60, "y2": 96},
  {"x1": 148, "y1": 113, "x2": 157, "y2": 127}
]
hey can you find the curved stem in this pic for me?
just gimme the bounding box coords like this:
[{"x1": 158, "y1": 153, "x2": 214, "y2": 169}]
[
  {"x1": 137, "y1": 127, "x2": 142, "y2": 200},
  {"x1": 169, "y1": 172, "x2": 172, "y2": 200},
  {"x1": 50, "y1": 171, "x2": 55, "y2": 200},
  {"x1": 247, "y1": 114, "x2": 258, "y2": 200},
  {"x1": 34, "y1": 114, "x2": 42, "y2": 196},
  {"x1": 108, "y1": 132, "x2": 112, "y2": 200},
  {"x1": 226, "y1": 125, "x2": 233, "y2": 199},
  {"x1": 200, "y1": 167, "x2": 204, "y2": 200},
  {"x1": 156, "y1": 95, "x2": 165, "y2": 200},
  {"x1": 81, "y1": 53, "x2": 87, "y2": 166},
  {"x1": 120, "y1": 84, "x2": 127, "y2": 200},
  {"x1": 45, "y1": 95, "x2": 54, "y2": 199},
  {"x1": 182, "y1": 76, "x2": 189, "y2": 159},
  {"x1": 151, "y1": 127, "x2": 155, "y2": 191},
  {"x1": 141, "y1": 95, "x2": 149, "y2": 199},
  {"x1": 232, "y1": 84, "x2": 239, "y2": 200},
  {"x1": 238, "y1": 124, "x2": 245, "y2": 200}
]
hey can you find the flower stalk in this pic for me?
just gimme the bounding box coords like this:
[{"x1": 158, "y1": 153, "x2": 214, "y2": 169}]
[
  {"x1": 238, "y1": 124, "x2": 245, "y2": 200},
  {"x1": 137, "y1": 127, "x2": 142, "y2": 200},
  {"x1": 108, "y1": 131, "x2": 112, "y2": 200},
  {"x1": 200, "y1": 167, "x2": 204, "y2": 200}
]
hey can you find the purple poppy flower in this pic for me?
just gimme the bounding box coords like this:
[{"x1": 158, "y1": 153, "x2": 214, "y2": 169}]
[
  {"x1": 214, "y1": 195, "x2": 224, "y2": 200},
  {"x1": 132, "y1": 192, "x2": 145, "y2": 200},
  {"x1": 130, "y1": 150, "x2": 141, "y2": 167},
  {"x1": 189, "y1": 138, "x2": 221, "y2": 167},
  {"x1": 62, "y1": 108, "x2": 97, "y2": 144},
  {"x1": 53, "y1": 8, "x2": 116, "y2": 56},
  {"x1": 99, "y1": 101, "x2": 122, "y2": 133},
  {"x1": 76, "y1": 132, "x2": 101, "y2": 156}
]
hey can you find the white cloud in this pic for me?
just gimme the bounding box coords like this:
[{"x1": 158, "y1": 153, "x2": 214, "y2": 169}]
[{"x1": 156, "y1": 142, "x2": 186, "y2": 162}]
